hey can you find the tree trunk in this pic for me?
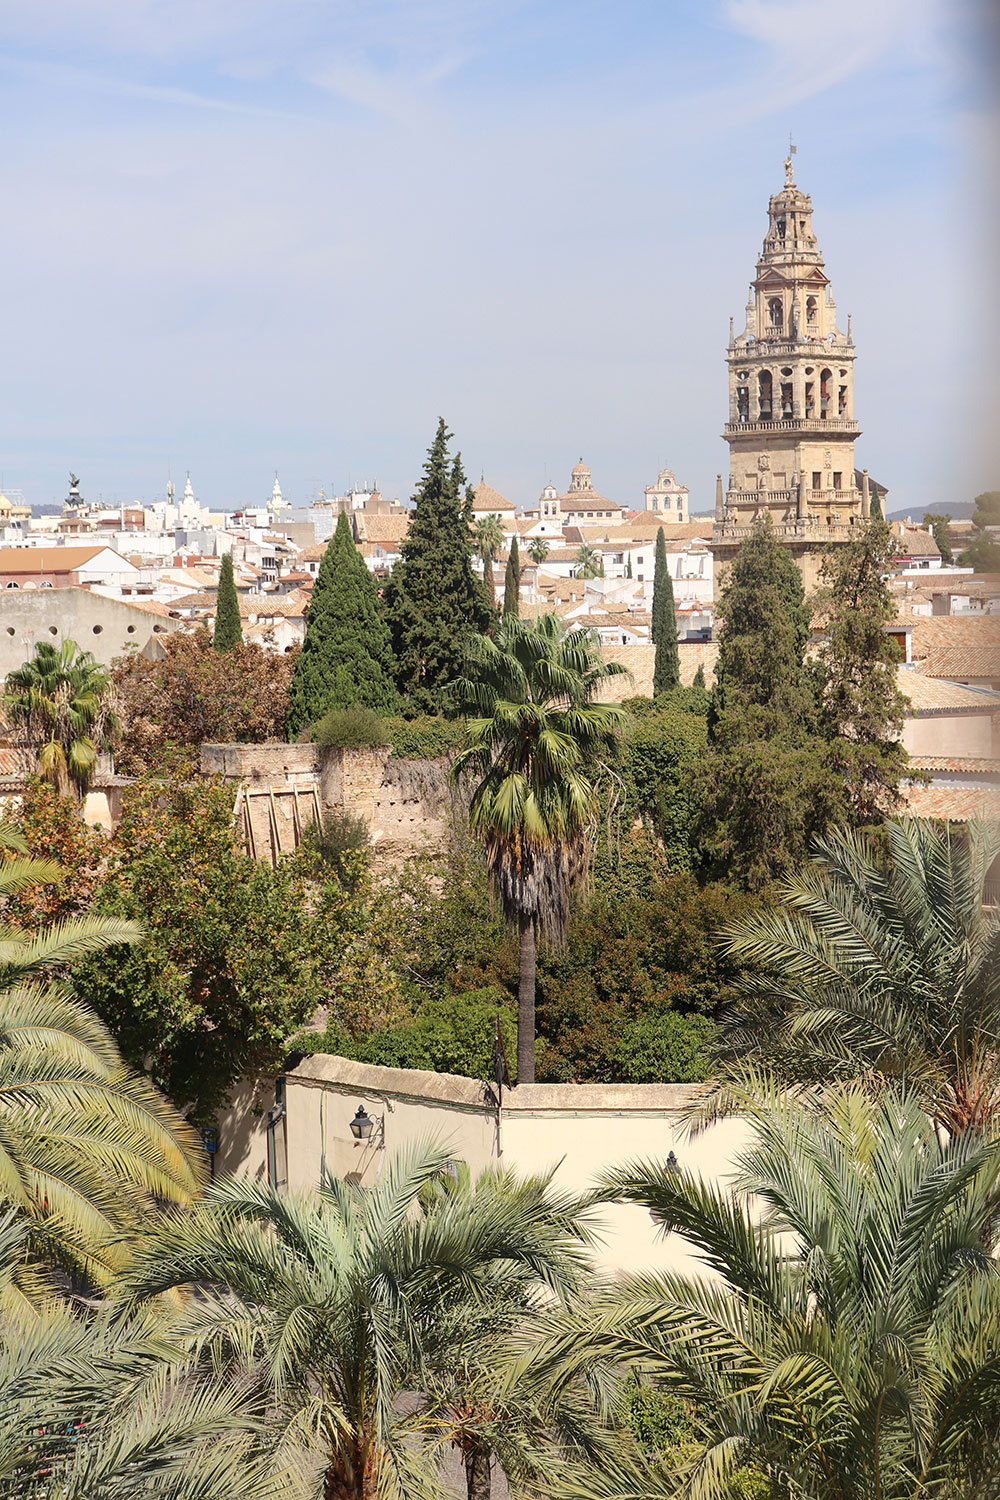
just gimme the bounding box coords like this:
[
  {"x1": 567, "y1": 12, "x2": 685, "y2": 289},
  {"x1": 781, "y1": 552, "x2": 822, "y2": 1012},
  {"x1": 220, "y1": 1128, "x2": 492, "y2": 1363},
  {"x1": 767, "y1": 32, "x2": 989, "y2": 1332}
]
[
  {"x1": 465, "y1": 1445, "x2": 492, "y2": 1500},
  {"x1": 484, "y1": 551, "x2": 496, "y2": 607},
  {"x1": 517, "y1": 912, "x2": 536, "y2": 1084}
]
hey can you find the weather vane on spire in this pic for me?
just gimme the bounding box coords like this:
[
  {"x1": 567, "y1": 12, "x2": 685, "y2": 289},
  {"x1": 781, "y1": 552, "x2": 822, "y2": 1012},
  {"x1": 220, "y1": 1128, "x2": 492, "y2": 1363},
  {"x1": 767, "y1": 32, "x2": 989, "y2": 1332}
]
[{"x1": 784, "y1": 132, "x2": 797, "y2": 187}]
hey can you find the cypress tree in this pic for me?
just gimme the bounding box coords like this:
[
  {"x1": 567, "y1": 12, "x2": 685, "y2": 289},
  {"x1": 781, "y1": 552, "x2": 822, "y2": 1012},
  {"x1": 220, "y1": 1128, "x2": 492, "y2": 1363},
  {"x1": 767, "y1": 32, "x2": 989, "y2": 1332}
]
[
  {"x1": 213, "y1": 553, "x2": 242, "y2": 651},
  {"x1": 503, "y1": 535, "x2": 521, "y2": 618},
  {"x1": 692, "y1": 662, "x2": 705, "y2": 689},
  {"x1": 817, "y1": 517, "x2": 909, "y2": 827},
  {"x1": 699, "y1": 520, "x2": 842, "y2": 888},
  {"x1": 651, "y1": 528, "x2": 680, "y2": 694},
  {"x1": 286, "y1": 511, "x2": 396, "y2": 737},
  {"x1": 383, "y1": 419, "x2": 493, "y2": 712},
  {"x1": 869, "y1": 485, "x2": 883, "y2": 520}
]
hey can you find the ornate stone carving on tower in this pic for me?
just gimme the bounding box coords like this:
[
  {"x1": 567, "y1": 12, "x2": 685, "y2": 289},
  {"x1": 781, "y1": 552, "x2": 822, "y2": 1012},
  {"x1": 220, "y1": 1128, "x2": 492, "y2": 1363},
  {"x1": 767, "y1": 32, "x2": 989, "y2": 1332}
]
[{"x1": 711, "y1": 154, "x2": 866, "y2": 594}]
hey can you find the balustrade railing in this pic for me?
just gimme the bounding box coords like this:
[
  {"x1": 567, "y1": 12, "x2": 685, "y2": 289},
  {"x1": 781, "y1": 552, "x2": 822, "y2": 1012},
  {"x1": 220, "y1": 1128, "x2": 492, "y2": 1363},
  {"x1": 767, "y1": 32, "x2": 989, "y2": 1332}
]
[{"x1": 724, "y1": 418, "x2": 859, "y2": 434}]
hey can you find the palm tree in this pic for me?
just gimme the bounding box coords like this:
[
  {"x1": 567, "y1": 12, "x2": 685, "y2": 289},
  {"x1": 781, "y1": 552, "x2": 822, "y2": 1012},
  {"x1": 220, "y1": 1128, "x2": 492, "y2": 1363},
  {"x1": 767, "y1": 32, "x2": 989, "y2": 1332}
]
[
  {"x1": 573, "y1": 545, "x2": 604, "y2": 580},
  {"x1": 540, "y1": 1082, "x2": 1000, "y2": 1498},
  {"x1": 5, "y1": 639, "x2": 116, "y2": 797},
  {"x1": 473, "y1": 514, "x2": 505, "y2": 608},
  {"x1": 417, "y1": 1162, "x2": 621, "y2": 1500},
  {"x1": 709, "y1": 818, "x2": 1000, "y2": 1137},
  {"x1": 452, "y1": 615, "x2": 630, "y2": 1082},
  {"x1": 0, "y1": 824, "x2": 203, "y2": 1284},
  {"x1": 120, "y1": 1142, "x2": 611, "y2": 1500},
  {"x1": 527, "y1": 537, "x2": 550, "y2": 568},
  {"x1": 0, "y1": 1210, "x2": 291, "y2": 1500}
]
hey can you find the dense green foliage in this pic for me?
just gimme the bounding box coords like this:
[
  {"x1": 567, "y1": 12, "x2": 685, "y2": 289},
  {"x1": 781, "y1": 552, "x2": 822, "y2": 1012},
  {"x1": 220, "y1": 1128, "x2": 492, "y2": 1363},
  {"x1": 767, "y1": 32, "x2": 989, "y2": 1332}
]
[
  {"x1": 212, "y1": 552, "x2": 243, "y2": 651},
  {"x1": 287, "y1": 511, "x2": 396, "y2": 736},
  {"x1": 71, "y1": 774, "x2": 334, "y2": 1122},
  {"x1": 616, "y1": 691, "x2": 708, "y2": 869},
  {"x1": 312, "y1": 703, "x2": 391, "y2": 748},
  {"x1": 816, "y1": 517, "x2": 909, "y2": 826},
  {"x1": 383, "y1": 419, "x2": 493, "y2": 711},
  {"x1": 298, "y1": 987, "x2": 517, "y2": 1081},
  {"x1": 651, "y1": 527, "x2": 680, "y2": 695},
  {"x1": 699, "y1": 522, "x2": 841, "y2": 888},
  {"x1": 383, "y1": 712, "x2": 468, "y2": 758},
  {"x1": 5, "y1": 639, "x2": 114, "y2": 797},
  {"x1": 503, "y1": 533, "x2": 521, "y2": 617},
  {"x1": 957, "y1": 489, "x2": 1000, "y2": 571}
]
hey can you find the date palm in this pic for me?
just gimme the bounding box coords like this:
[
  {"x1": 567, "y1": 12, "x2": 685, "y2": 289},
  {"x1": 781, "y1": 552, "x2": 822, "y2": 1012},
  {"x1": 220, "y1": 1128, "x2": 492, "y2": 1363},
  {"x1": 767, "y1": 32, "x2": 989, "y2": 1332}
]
[
  {"x1": 473, "y1": 514, "x2": 504, "y2": 608},
  {"x1": 417, "y1": 1162, "x2": 621, "y2": 1500},
  {"x1": 0, "y1": 824, "x2": 203, "y2": 1285},
  {"x1": 452, "y1": 615, "x2": 630, "y2": 1082},
  {"x1": 0, "y1": 1210, "x2": 290, "y2": 1500},
  {"x1": 119, "y1": 1142, "x2": 609, "y2": 1500},
  {"x1": 708, "y1": 818, "x2": 1000, "y2": 1136},
  {"x1": 5, "y1": 639, "x2": 115, "y2": 797},
  {"x1": 527, "y1": 537, "x2": 550, "y2": 568},
  {"x1": 573, "y1": 544, "x2": 604, "y2": 580},
  {"x1": 540, "y1": 1082, "x2": 1000, "y2": 1498}
]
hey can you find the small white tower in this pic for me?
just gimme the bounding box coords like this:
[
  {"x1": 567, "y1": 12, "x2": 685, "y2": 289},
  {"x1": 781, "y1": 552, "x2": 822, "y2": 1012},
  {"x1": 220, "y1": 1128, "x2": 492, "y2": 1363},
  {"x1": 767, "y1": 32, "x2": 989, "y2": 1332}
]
[{"x1": 270, "y1": 472, "x2": 286, "y2": 513}]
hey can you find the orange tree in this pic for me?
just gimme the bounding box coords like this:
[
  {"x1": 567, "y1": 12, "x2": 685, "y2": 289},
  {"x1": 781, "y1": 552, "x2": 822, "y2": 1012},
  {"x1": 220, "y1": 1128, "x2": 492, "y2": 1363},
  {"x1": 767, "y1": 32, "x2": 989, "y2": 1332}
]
[{"x1": 70, "y1": 771, "x2": 339, "y2": 1123}]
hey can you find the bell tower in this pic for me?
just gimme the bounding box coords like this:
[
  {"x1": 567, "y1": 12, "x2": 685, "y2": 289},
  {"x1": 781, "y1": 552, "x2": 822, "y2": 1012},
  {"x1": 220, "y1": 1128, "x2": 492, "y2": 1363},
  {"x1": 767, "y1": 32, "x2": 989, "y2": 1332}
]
[{"x1": 712, "y1": 150, "x2": 867, "y2": 593}]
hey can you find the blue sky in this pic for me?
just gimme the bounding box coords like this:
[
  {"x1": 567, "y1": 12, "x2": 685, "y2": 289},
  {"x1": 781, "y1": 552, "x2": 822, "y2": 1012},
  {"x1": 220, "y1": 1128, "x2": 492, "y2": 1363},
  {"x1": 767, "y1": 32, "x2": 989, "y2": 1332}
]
[{"x1": 0, "y1": 0, "x2": 995, "y2": 514}]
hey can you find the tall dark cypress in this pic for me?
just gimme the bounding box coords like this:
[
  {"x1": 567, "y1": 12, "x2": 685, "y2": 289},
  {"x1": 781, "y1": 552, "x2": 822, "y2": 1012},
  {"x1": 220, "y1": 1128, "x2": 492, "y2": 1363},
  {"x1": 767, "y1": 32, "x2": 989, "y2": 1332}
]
[
  {"x1": 503, "y1": 535, "x2": 521, "y2": 618},
  {"x1": 651, "y1": 527, "x2": 679, "y2": 694},
  {"x1": 383, "y1": 419, "x2": 493, "y2": 712},
  {"x1": 286, "y1": 511, "x2": 396, "y2": 737},
  {"x1": 213, "y1": 552, "x2": 242, "y2": 651}
]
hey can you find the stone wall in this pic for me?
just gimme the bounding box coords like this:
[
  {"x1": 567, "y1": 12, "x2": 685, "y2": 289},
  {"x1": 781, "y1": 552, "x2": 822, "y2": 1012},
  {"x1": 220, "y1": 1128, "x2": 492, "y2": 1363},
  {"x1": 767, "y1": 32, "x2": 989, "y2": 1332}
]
[
  {"x1": 0, "y1": 587, "x2": 178, "y2": 676},
  {"x1": 200, "y1": 741, "x2": 454, "y2": 862}
]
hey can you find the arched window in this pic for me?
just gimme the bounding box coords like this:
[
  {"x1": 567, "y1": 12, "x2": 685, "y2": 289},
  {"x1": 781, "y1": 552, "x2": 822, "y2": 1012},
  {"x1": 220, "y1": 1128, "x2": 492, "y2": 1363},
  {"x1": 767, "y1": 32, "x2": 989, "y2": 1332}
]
[
  {"x1": 4, "y1": 580, "x2": 18, "y2": 589},
  {"x1": 768, "y1": 298, "x2": 783, "y2": 329},
  {"x1": 820, "y1": 368, "x2": 832, "y2": 416},
  {"x1": 758, "y1": 370, "x2": 773, "y2": 418},
  {"x1": 806, "y1": 295, "x2": 818, "y2": 324}
]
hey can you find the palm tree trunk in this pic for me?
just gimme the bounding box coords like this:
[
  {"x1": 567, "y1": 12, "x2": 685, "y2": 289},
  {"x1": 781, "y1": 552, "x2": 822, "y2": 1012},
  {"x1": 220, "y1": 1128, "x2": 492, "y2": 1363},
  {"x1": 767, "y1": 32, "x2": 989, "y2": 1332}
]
[
  {"x1": 517, "y1": 912, "x2": 536, "y2": 1084},
  {"x1": 484, "y1": 550, "x2": 496, "y2": 607},
  {"x1": 465, "y1": 1446, "x2": 492, "y2": 1500}
]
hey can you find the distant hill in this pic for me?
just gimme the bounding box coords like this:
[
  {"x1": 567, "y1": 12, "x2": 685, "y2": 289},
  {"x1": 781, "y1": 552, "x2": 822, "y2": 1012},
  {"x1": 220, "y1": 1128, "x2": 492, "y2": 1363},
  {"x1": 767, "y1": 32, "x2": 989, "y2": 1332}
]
[{"x1": 887, "y1": 502, "x2": 977, "y2": 522}]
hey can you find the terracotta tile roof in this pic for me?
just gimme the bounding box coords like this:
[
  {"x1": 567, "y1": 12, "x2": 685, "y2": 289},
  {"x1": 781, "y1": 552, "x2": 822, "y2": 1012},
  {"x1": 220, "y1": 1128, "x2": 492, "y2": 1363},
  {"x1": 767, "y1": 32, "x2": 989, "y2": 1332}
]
[
  {"x1": 300, "y1": 542, "x2": 330, "y2": 561},
  {"x1": 907, "y1": 756, "x2": 1000, "y2": 775},
  {"x1": 910, "y1": 615, "x2": 1000, "y2": 660},
  {"x1": 471, "y1": 480, "x2": 516, "y2": 514},
  {"x1": 891, "y1": 524, "x2": 941, "y2": 557},
  {"x1": 919, "y1": 646, "x2": 1000, "y2": 682},
  {"x1": 354, "y1": 514, "x2": 410, "y2": 544},
  {"x1": 900, "y1": 783, "x2": 1000, "y2": 821},
  {"x1": 897, "y1": 668, "x2": 1000, "y2": 712},
  {"x1": 0, "y1": 747, "x2": 38, "y2": 775},
  {"x1": 0, "y1": 545, "x2": 130, "y2": 572},
  {"x1": 596, "y1": 642, "x2": 718, "y2": 699},
  {"x1": 557, "y1": 494, "x2": 624, "y2": 514}
]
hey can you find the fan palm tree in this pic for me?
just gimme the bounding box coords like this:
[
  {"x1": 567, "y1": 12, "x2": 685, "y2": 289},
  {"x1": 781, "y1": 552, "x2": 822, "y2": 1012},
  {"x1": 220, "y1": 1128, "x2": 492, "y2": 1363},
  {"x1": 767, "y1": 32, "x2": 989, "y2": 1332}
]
[
  {"x1": 452, "y1": 615, "x2": 630, "y2": 1082},
  {"x1": 5, "y1": 639, "x2": 116, "y2": 798},
  {"x1": 0, "y1": 824, "x2": 203, "y2": 1285},
  {"x1": 119, "y1": 1142, "x2": 612, "y2": 1500},
  {"x1": 536, "y1": 1081, "x2": 1000, "y2": 1498},
  {"x1": 0, "y1": 1210, "x2": 294, "y2": 1500},
  {"x1": 573, "y1": 545, "x2": 604, "y2": 580},
  {"x1": 708, "y1": 818, "x2": 1000, "y2": 1137},
  {"x1": 527, "y1": 537, "x2": 550, "y2": 568},
  {"x1": 473, "y1": 514, "x2": 505, "y2": 608}
]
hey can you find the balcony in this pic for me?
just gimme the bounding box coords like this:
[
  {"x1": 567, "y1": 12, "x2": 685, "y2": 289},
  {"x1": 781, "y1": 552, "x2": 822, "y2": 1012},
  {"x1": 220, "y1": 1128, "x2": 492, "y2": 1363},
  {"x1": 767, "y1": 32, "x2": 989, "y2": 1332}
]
[{"x1": 724, "y1": 417, "x2": 860, "y2": 435}]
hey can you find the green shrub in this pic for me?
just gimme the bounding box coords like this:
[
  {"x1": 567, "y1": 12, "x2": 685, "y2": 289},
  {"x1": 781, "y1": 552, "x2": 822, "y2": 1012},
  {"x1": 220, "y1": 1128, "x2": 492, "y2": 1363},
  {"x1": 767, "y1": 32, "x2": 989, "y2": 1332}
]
[
  {"x1": 382, "y1": 714, "x2": 467, "y2": 759},
  {"x1": 611, "y1": 1010, "x2": 716, "y2": 1083},
  {"x1": 293, "y1": 987, "x2": 517, "y2": 1082},
  {"x1": 313, "y1": 705, "x2": 391, "y2": 749},
  {"x1": 301, "y1": 809, "x2": 370, "y2": 889}
]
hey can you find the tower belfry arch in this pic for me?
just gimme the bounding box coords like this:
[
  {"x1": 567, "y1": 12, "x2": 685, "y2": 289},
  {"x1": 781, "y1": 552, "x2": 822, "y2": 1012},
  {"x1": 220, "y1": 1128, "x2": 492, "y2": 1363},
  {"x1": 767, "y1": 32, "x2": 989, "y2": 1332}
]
[{"x1": 711, "y1": 153, "x2": 867, "y2": 595}]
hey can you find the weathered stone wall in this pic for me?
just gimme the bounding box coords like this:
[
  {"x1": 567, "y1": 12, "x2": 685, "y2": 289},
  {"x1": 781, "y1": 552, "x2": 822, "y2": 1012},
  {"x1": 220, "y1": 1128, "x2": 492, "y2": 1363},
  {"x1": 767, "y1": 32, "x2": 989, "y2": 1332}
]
[{"x1": 200, "y1": 741, "x2": 453, "y2": 861}]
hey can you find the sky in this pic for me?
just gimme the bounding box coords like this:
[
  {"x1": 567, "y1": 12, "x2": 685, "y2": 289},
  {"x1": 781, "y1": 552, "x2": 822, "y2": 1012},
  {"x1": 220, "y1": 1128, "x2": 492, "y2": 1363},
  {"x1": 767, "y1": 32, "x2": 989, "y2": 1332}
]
[{"x1": 0, "y1": 0, "x2": 996, "y2": 515}]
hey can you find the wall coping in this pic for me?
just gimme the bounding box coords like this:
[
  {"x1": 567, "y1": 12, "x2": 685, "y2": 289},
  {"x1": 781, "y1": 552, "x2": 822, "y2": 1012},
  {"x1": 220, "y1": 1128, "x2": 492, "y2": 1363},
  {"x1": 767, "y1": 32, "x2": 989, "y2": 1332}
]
[{"x1": 286, "y1": 1052, "x2": 700, "y2": 1115}]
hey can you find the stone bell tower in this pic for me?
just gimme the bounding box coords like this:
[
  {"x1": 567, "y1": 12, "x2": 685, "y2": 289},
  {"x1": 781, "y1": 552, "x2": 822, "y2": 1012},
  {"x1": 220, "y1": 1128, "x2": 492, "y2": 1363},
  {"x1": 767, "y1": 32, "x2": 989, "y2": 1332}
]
[{"x1": 711, "y1": 149, "x2": 868, "y2": 594}]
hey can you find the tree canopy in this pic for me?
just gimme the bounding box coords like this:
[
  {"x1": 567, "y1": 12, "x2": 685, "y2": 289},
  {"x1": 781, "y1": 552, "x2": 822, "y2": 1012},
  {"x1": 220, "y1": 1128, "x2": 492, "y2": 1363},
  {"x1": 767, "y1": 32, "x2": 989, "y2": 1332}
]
[
  {"x1": 383, "y1": 419, "x2": 493, "y2": 712},
  {"x1": 286, "y1": 511, "x2": 396, "y2": 737},
  {"x1": 212, "y1": 552, "x2": 243, "y2": 651},
  {"x1": 651, "y1": 527, "x2": 679, "y2": 695}
]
